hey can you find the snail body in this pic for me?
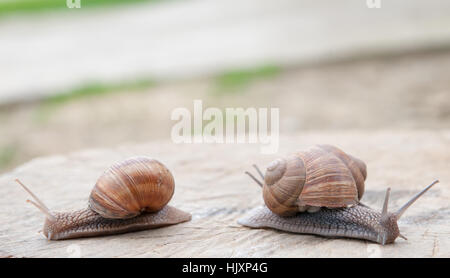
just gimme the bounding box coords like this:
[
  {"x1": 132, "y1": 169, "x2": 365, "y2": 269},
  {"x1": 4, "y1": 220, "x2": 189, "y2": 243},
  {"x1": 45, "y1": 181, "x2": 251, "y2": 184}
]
[
  {"x1": 42, "y1": 205, "x2": 190, "y2": 240},
  {"x1": 242, "y1": 144, "x2": 438, "y2": 245},
  {"x1": 17, "y1": 157, "x2": 191, "y2": 240},
  {"x1": 238, "y1": 204, "x2": 399, "y2": 244}
]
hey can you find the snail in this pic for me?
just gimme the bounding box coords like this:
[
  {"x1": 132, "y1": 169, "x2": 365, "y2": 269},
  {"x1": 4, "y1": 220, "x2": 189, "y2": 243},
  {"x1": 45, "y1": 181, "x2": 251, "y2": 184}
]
[
  {"x1": 239, "y1": 144, "x2": 439, "y2": 245},
  {"x1": 16, "y1": 156, "x2": 191, "y2": 240}
]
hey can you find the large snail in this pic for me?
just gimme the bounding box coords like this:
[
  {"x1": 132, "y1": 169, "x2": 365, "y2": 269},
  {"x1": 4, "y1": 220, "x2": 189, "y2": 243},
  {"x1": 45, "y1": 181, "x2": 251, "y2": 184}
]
[
  {"x1": 16, "y1": 157, "x2": 191, "y2": 240},
  {"x1": 239, "y1": 144, "x2": 438, "y2": 245}
]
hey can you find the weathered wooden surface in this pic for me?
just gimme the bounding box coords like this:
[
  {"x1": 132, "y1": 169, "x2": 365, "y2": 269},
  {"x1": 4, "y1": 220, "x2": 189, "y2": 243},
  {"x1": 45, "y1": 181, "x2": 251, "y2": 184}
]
[{"x1": 0, "y1": 131, "x2": 448, "y2": 257}]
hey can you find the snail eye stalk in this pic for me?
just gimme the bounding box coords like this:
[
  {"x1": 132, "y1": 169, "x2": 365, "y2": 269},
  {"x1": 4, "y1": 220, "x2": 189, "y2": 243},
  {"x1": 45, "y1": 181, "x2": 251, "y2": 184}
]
[
  {"x1": 252, "y1": 164, "x2": 264, "y2": 180},
  {"x1": 381, "y1": 187, "x2": 391, "y2": 218},
  {"x1": 245, "y1": 171, "x2": 263, "y2": 188},
  {"x1": 15, "y1": 179, "x2": 56, "y2": 221},
  {"x1": 395, "y1": 180, "x2": 439, "y2": 220}
]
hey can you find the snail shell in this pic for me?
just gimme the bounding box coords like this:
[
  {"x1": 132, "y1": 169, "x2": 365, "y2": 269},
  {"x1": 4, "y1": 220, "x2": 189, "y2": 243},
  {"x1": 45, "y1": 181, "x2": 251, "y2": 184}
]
[
  {"x1": 263, "y1": 144, "x2": 367, "y2": 216},
  {"x1": 89, "y1": 157, "x2": 175, "y2": 219}
]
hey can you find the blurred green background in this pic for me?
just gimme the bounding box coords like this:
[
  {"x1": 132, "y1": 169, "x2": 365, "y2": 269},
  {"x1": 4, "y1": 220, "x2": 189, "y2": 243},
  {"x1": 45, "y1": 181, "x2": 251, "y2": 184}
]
[{"x1": 0, "y1": 0, "x2": 157, "y2": 15}]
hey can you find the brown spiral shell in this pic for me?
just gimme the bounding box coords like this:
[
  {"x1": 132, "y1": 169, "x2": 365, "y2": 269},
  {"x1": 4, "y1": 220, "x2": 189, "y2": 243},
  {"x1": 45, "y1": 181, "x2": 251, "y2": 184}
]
[
  {"x1": 263, "y1": 144, "x2": 367, "y2": 216},
  {"x1": 89, "y1": 157, "x2": 175, "y2": 219}
]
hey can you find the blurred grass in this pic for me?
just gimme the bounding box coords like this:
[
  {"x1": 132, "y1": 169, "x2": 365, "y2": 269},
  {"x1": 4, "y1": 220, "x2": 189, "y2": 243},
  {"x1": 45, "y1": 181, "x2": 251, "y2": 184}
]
[
  {"x1": 0, "y1": 0, "x2": 163, "y2": 16},
  {"x1": 215, "y1": 65, "x2": 281, "y2": 93},
  {"x1": 0, "y1": 144, "x2": 17, "y2": 170},
  {"x1": 29, "y1": 65, "x2": 282, "y2": 122},
  {"x1": 41, "y1": 65, "x2": 280, "y2": 106},
  {"x1": 35, "y1": 78, "x2": 155, "y2": 122},
  {"x1": 44, "y1": 78, "x2": 155, "y2": 105}
]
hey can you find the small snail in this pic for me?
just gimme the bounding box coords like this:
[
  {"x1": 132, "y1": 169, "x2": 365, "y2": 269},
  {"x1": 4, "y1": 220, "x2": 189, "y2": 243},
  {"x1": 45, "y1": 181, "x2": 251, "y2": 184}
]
[
  {"x1": 16, "y1": 157, "x2": 191, "y2": 240},
  {"x1": 239, "y1": 144, "x2": 439, "y2": 245}
]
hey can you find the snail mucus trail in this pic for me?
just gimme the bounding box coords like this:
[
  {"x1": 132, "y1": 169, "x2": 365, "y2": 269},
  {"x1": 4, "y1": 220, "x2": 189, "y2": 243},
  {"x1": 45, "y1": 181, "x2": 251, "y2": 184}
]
[
  {"x1": 16, "y1": 157, "x2": 191, "y2": 240},
  {"x1": 241, "y1": 157, "x2": 439, "y2": 245}
]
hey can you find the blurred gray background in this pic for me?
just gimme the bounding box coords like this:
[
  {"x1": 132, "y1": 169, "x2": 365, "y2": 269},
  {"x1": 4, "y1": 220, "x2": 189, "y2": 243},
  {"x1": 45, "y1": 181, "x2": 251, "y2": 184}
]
[{"x1": 0, "y1": 0, "x2": 449, "y2": 173}]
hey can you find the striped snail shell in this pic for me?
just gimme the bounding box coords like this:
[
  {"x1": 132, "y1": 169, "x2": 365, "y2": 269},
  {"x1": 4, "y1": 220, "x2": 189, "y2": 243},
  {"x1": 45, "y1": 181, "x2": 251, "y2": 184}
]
[
  {"x1": 89, "y1": 157, "x2": 175, "y2": 219},
  {"x1": 263, "y1": 144, "x2": 367, "y2": 216}
]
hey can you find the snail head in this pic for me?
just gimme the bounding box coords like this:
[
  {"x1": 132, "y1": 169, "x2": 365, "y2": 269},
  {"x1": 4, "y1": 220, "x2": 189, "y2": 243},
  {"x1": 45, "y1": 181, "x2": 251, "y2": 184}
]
[
  {"x1": 377, "y1": 180, "x2": 439, "y2": 245},
  {"x1": 15, "y1": 179, "x2": 57, "y2": 239}
]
